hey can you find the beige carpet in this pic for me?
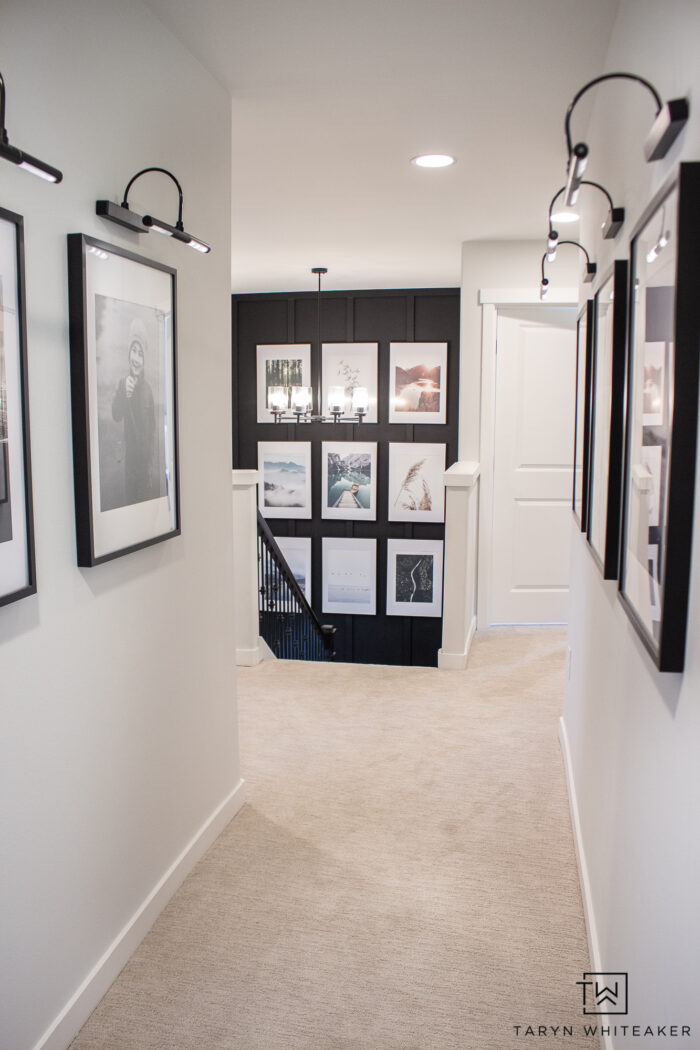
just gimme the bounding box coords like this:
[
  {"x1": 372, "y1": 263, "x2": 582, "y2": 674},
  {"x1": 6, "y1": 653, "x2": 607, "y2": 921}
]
[{"x1": 70, "y1": 629, "x2": 592, "y2": 1050}]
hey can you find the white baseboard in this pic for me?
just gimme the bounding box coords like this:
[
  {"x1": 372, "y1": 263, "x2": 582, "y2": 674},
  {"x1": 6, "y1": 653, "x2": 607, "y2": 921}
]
[
  {"x1": 33, "y1": 778, "x2": 246, "y2": 1050},
  {"x1": 559, "y1": 718, "x2": 613, "y2": 1050},
  {"x1": 438, "y1": 616, "x2": 477, "y2": 669}
]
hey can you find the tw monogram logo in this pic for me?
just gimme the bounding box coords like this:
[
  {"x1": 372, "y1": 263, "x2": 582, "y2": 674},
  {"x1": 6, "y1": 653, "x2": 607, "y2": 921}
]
[{"x1": 577, "y1": 973, "x2": 629, "y2": 1015}]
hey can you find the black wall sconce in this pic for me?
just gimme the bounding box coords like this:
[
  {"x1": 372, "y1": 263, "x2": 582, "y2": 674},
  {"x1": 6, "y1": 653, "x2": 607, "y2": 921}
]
[
  {"x1": 540, "y1": 240, "x2": 596, "y2": 300},
  {"x1": 563, "y1": 72, "x2": 689, "y2": 206},
  {"x1": 96, "y1": 167, "x2": 210, "y2": 253},
  {"x1": 548, "y1": 180, "x2": 625, "y2": 244},
  {"x1": 0, "y1": 71, "x2": 62, "y2": 183}
]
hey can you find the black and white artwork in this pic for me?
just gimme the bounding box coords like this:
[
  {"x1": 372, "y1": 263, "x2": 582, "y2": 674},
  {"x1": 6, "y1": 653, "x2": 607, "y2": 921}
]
[
  {"x1": 386, "y1": 539, "x2": 443, "y2": 617},
  {"x1": 322, "y1": 537, "x2": 376, "y2": 615},
  {"x1": 0, "y1": 208, "x2": 35, "y2": 605},
  {"x1": 67, "y1": 235, "x2": 179, "y2": 566},
  {"x1": 388, "y1": 443, "x2": 446, "y2": 522},
  {"x1": 258, "y1": 441, "x2": 312, "y2": 519},
  {"x1": 321, "y1": 343, "x2": 378, "y2": 422},
  {"x1": 256, "y1": 344, "x2": 311, "y2": 422},
  {"x1": 322, "y1": 441, "x2": 377, "y2": 520},
  {"x1": 275, "y1": 535, "x2": 312, "y2": 603},
  {"x1": 389, "y1": 342, "x2": 447, "y2": 424}
]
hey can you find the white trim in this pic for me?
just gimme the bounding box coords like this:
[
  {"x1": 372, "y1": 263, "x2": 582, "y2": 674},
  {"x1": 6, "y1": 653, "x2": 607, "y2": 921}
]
[
  {"x1": 231, "y1": 468, "x2": 259, "y2": 489},
  {"x1": 235, "y1": 644, "x2": 264, "y2": 666},
  {"x1": 559, "y1": 718, "x2": 614, "y2": 1050},
  {"x1": 479, "y1": 287, "x2": 578, "y2": 305},
  {"x1": 477, "y1": 303, "x2": 497, "y2": 628},
  {"x1": 438, "y1": 615, "x2": 476, "y2": 668},
  {"x1": 32, "y1": 779, "x2": 247, "y2": 1050},
  {"x1": 443, "y1": 460, "x2": 480, "y2": 488}
]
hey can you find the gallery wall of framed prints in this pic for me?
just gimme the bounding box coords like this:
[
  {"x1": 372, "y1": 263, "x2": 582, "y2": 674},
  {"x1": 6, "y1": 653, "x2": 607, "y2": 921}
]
[
  {"x1": 232, "y1": 288, "x2": 460, "y2": 666},
  {"x1": 618, "y1": 162, "x2": 700, "y2": 673}
]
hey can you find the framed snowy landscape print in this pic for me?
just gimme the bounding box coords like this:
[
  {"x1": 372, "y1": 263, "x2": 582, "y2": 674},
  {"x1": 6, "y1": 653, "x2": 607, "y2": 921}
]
[
  {"x1": 386, "y1": 539, "x2": 443, "y2": 617},
  {"x1": 322, "y1": 537, "x2": 376, "y2": 615},
  {"x1": 256, "y1": 344, "x2": 311, "y2": 422},
  {"x1": 275, "y1": 535, "x2": 312, "y2": 602},
  {"x1": 257, "y1": 441, "x2": 312, "y2": 519},
  {"x1": 321, "y1": 441, "x2": 377, "y2": 520},
  {"x1": 388, "y1": 443, "x2": 445, "y2": 522},
  {"x1": 321, "y1": 343, "x2": 378, "y2": 423},
  {"x1": 389, "y1": 342, "x2": 447, "y2": 424}
]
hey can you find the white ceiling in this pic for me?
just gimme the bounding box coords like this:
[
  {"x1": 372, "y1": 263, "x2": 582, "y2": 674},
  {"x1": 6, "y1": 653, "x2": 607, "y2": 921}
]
[{"x1": 145, "y1": 0, "x2": 619, "y2": 292}]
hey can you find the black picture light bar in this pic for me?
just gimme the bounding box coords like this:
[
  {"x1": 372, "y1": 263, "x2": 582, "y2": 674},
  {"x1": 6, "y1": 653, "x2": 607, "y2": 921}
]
[
  {"x1": 0, "y1": 71, "x2": 62, "y2": 183},
  {"x1": 96, "y1": 166, "x2": 210, "y2": 253}
]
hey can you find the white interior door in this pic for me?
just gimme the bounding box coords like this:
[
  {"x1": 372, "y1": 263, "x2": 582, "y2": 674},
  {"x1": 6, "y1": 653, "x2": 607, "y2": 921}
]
[{"x1": 489, "y1": 306, "x2": 577, "y2": 624}]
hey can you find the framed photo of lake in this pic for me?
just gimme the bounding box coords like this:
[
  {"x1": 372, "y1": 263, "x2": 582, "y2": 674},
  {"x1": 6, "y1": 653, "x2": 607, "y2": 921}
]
[
  {"x1": 619, "y1": 163, "x2": 700, "y2": 672},
  {"x1": 386, "y1": 539, "x2": 443, "y2": 617},
  {"x1": 389, "y1": 342, "x2": 447, "y2": 424},
  {"x1": 322, "y1": 537, "x2": 376, "y2": 615},
  {"x1": 321, "y1": 441, "x2": 377, "y2": 520},
  {"x1": 256, "y1": 344, "x2": 311, "y2": 422},
  {"x1": 0, "y1": 207, "x2": 36, "y2": 606},
  {"x1": 257, "y1": 441, "x2": 312, "y2": 519},
  {"x1": 67, "y1": 234, "x2": 179, "y2": 566}
]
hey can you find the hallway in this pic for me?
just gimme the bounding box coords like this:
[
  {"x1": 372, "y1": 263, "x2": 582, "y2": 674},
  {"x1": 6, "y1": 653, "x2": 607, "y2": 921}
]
[{"x1": 70, "y1": 631, "x2": 590, "y2": 1050}]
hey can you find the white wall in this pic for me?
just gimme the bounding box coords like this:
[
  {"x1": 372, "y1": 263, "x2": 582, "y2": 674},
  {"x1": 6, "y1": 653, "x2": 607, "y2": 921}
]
[
  {"x1": 562, "y1": 2, "x2": 700, "y2": 1045},
  {"x1": 0, "y1": 4, "x2": 242, "y2": 1050}
]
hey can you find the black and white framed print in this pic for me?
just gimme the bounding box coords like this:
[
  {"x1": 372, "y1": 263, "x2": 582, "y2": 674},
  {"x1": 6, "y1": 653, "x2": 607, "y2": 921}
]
[
  {"x1": 321, "y1": 441, "x2": 377, "y2": 520},
  {"x1": 322, "y1": 537, "x2": 376, "y2": 615},
  {"x1": 257, "y1": 441, "x2": 312, "y2": 519},
  {"x1": 389, "y1": 342, "x2": 447, "y2": 424},
  {"x1": 321, "y1": 343, "x2": 378, "y2": 422},
  {"x1": 619, "y1": 163, "x2": 700, "y2": 672},
  {"x1": 256, "y1": 344, "x2": 311, "y2": 422},
  {"x1": 587, "y1": 261, "x2": 628, "y2": 578},
  {"x1": 572, "y1": 300, "x2": 594, "y2": 530},
  {"x1": 275, "y1": 535, "x2": 312, "y2": 603},
  {"x1": 388, "y1": 442, "x2": 446, "y2": 523},
  {"x1": 386, "y1": 539, "x2": 443, "y2": 617},
  {"x1": 0, "y1": 208, "x2": 36, "y2": 606},
  {"x1": 67, "y1": 235, "x2": 179, "y2": 567}
]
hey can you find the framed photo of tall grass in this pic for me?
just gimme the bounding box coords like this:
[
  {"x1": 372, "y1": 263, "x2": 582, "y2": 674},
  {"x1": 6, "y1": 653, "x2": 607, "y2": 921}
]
[
  {"x1": 68, "y1": 235, "x2": 179, "y2": 566},
  {"x1": 388, "y1": 443, "x2": 445, "y2": 522},
  {"x1": 0, "y1": 207, "x2": 36, "y2": 607},
  {"x1": 572, "y1": 299, "x2": 594, "y2": 530},
  {"x1": 586, "y1": 261, "x2": 628, "y2": 579},
  {"x1": 256, "y1": 344, "x2": 311, "y2": 422},
  {"x1": 321, "y1": 343, "x2": 378, "y2": 422},
  {"x1": 619, "y1": 162, "x2": 700, "y2": 672}
]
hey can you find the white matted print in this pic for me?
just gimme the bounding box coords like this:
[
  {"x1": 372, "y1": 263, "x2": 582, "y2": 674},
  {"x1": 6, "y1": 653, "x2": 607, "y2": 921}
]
[
  {"x1": 322, "y1": 537, "x2": 376, "y2": 615},
  {"x1": 386, "y1": 539, "x2": 443, "y2": 617},
  {"x1": 256, "y1": 344, "x2": 311, "y2": 422},
  {"x1": 389, "y1": 342, "x2": 447, "y2": 424},
  {"x1": 321, "y1": 343, "x2": 378, "y2": 422},
  {"x1": 322, "y1": 441, "x2": 377, "y2": 520},
  {"x1": 388, "y1": 443, "x2": 446, "y2": 522},
  {"x1": 257, "y1": 442, "x2": 311, "y2": 519},
  {"x1": 275, "y1": 536, "x2": 312, "y2": 603}
]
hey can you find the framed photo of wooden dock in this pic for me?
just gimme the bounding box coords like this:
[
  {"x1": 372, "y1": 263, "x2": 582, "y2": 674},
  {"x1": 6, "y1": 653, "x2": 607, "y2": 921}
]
[{"x1": 321, "y1": 441, "x2": 377, "y2": 520}]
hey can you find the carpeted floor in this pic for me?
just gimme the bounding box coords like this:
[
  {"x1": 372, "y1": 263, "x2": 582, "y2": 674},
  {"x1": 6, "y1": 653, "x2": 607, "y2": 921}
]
[{"x1": 70, "y1": 629, "x2": 592, "y2": 1050}]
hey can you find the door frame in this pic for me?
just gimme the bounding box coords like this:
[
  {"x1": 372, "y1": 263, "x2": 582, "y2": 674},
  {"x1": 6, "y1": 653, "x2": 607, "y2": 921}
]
[{"x1": 477, "y1": 287, "x2": 578, "y2": 629}]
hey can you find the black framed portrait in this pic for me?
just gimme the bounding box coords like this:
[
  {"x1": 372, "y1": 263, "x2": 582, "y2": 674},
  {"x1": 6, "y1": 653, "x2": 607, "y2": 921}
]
[
  {"x1": 587, "y1": 260, "x2": 628, "y2": 579},
  {"x1": 619, "y1": 162, "x2": 700, "y2": 672},
  {"x1": 572, "y1": 298, "x2": 594, "y2": 531},
  {"x1": 0, "y1": 207, "x2": 36, "y2": 607},
  {"x1": 68, "y1": 235, "x2": 180, "y2": 566}
]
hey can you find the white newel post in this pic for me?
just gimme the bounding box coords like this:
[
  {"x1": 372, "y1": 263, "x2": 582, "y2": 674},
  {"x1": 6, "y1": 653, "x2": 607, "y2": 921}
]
[
  {"x1": 232, "y1": 469, "x2": 263, "y2": 666},
  {"x1": 438, "y1": 461, "x2": 481, "y2": 670}
]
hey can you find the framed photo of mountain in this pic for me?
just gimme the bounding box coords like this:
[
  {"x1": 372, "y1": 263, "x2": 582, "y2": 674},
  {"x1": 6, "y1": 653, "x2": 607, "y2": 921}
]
[
  {"x1": 322, "y1": 536, "x2": 376, "y2": 615},
  {"x1": 257, "y1": 441, "x2": 312, "y2": 519},
  {"x1": 321, "y1": 441, "x2": 377, "y2": 520},
  {"x1": 388, "y1": 443, "x2": 446, "y2": 522},
  {"x1": 386, "y1": 539, "x2": 443, "y2": 617},
  {"x1": 388, "y1": 342, "x2": 447, "y2": 424},
  {"x1": 275, "y1": 535, "x2": 312, "y2": 603},
  {"x1": 321, "y1": 343, "x2": 378, "y2": 422},
  {"x1": 256, "y1": 344, "x2": 311, "y2": 422}
]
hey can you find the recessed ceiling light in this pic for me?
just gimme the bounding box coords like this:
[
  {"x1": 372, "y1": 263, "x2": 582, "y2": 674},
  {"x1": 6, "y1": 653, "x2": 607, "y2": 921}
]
[{"x1": 411, "y1": 154, "x2": 455, "y2": 168}]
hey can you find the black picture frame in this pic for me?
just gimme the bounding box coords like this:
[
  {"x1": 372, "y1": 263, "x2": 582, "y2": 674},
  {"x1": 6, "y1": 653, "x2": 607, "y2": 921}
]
[
  {"x1": 68, "y1": 234, "x2": 180, "y2": 566},
  {"x1": 619, "y1": 162, "x2": 700, "y2": 672},
  {"x1": 572, "y1": 298, "x2": 594, "y2": 531},
  {"x1": 0, "y1": 206, "x2": 36, "y2": 607},
  {"x1": 587, "y1": 260, "x2": 628, "y2": 578}
]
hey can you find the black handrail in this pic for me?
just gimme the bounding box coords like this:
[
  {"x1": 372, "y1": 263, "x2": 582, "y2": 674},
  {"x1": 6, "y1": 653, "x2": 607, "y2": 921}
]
[{"x1": 257, "y1": 511, "x2": 336, "y2": 661}]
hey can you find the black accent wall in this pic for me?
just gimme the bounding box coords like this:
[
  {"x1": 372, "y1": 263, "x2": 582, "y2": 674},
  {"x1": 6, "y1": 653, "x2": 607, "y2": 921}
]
[{"x1": 232, "y1": 288, "x2": 460, "y2": 666}]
